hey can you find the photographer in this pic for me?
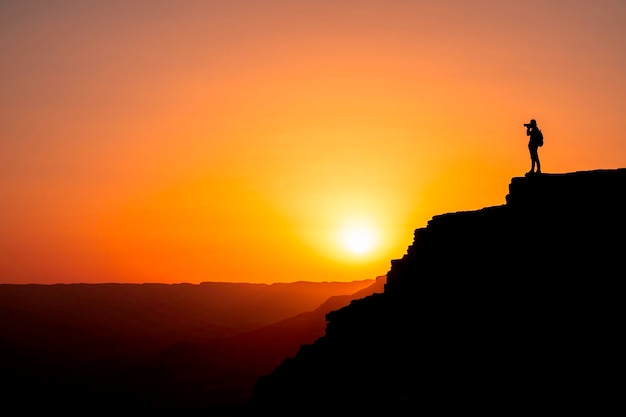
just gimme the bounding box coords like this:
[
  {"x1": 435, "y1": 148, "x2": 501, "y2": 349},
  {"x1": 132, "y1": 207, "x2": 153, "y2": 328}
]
[{"x1": 524, "y1": 119, "x2": 542, "y2": 175}]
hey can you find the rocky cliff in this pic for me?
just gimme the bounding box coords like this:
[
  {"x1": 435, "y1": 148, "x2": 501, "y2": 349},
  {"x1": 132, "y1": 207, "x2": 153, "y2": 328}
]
[{"x1": 242, "y1": 169, "x2": 626, "y2": 416}]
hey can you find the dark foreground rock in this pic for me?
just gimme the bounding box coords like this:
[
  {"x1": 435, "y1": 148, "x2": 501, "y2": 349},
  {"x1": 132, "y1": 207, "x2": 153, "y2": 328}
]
[{"x1": 242, "y1": 169, "x2": 626, "y2": 416}]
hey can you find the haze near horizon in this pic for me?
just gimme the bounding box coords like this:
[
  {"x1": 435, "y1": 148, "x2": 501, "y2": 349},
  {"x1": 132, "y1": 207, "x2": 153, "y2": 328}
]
[{"x1": 1, "y1": 0, "x2": 625, "y2": 284}]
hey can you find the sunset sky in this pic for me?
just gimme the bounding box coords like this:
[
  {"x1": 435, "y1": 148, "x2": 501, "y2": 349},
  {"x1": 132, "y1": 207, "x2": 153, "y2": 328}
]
[{"x1": 1, "y1": 0, "x2": 625, "y2": 284}]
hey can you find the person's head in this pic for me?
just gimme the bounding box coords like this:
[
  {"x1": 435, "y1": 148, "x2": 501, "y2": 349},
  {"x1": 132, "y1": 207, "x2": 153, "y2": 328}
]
[{"x1": 524, "y1": 119, "x2": 537, "y2": 128}]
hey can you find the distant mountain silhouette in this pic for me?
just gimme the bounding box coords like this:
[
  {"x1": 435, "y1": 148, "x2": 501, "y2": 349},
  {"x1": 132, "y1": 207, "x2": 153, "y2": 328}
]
[
  {"x1": 242, "y1": 169, "x2": 626, "y2": 416},
  {"x1": 125, "y1": 276, "x2": 387, "y2": 414},
  {"x1": 0, "y1": 280, "x2": 374, "y2": 359},
  {"x1": 0, "y1": 278, "x2": 382, "y2": 415}
]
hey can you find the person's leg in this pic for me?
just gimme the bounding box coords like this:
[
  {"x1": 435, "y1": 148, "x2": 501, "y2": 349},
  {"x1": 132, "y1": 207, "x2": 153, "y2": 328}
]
[
  {"x1": 536, "y1": 155, "x2": 541, "y2": 173},
  {"x1": 531, "y1": 146, "x2": 541, "y2": 173},
  {"x1": 528, "y1": 146, "x2": 536, "y2": 174},
  {"x1": 527, "y1": 145, "x2": 535, "y2": 174}
]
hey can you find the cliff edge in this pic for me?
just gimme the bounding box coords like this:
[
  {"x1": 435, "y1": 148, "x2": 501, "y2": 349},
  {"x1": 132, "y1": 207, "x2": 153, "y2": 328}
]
[{"x1": 242, "y1": 169, "x2": 626, "y2": 415}]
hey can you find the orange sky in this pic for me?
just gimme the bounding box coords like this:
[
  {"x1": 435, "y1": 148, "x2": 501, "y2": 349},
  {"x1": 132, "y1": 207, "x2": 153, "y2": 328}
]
[{"x1": 1, "y1": 0, "x2": 625, "y2": 284}]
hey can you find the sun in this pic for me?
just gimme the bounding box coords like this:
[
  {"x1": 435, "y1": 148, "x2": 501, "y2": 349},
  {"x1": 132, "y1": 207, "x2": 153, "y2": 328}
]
[{"x1": 338, "y1": 223, "x2": 378, "y2": 256}]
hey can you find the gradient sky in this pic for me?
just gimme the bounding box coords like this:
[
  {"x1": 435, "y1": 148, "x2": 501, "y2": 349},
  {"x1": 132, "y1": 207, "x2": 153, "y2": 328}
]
[{"x1": 1, "y1": 0, "x2": 625, "y2": 284}]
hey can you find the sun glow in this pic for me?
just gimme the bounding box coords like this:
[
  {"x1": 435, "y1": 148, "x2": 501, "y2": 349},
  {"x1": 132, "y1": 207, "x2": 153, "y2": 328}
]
[{"x1": 338, "y1": 223, "x2": 379, "y2": 256}]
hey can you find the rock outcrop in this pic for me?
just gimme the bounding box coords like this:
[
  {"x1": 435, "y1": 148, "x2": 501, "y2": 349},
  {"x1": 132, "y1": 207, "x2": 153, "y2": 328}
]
[{"x1": 242, "y1": 169, "x2": 626, "y2": 416}]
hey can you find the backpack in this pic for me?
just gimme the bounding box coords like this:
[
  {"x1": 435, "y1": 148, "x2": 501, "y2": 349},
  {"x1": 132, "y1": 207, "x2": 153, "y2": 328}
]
[{"x1": 536, "y1": 129, "x2": 544, "y2": 147}]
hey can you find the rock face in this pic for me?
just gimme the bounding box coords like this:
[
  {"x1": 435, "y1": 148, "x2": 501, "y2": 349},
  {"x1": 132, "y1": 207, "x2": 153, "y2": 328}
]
[{"x1": 242, "y1": 169, "x2": 626, "y2": 416}]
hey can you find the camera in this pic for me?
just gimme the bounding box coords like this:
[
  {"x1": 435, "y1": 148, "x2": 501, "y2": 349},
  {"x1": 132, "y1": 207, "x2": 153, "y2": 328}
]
[{"x1": 524, "y1": 123, "x2": 531, "y2": 128}]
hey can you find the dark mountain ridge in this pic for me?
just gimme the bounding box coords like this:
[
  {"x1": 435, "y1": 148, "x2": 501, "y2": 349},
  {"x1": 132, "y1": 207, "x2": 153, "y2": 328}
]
[
  {"x1": 0, "y1": 280, "x2": 374, "y2": 359},
  {"x1": 0, "y1": 277, "x2": 383, "y2": 415},
  {"x1": 243, "y1": 169, "x2": 626, "y2": 415}
]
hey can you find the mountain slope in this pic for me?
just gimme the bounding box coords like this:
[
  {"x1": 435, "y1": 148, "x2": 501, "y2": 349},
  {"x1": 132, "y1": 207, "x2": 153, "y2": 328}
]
[
  {"x1": 0, "y1": 277, "x2": 384, "y2": 415},
  {"x1": 0, "y1": 279, "x2": 375, "y2": 359},
  {"x1": 117, "y1": 276, "x2": 387, "y2": 414}
]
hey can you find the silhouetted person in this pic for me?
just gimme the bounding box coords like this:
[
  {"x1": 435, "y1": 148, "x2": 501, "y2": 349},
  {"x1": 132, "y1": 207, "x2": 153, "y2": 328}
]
[{"x1": 524, "y1": 119, "x2": 542, "y2": 175}]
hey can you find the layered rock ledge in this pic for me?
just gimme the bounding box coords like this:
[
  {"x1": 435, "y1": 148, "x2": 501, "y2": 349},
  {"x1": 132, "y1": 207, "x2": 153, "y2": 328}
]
[{"x1": 242, "y1": 169, "x2": 626, "y2": 416}]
